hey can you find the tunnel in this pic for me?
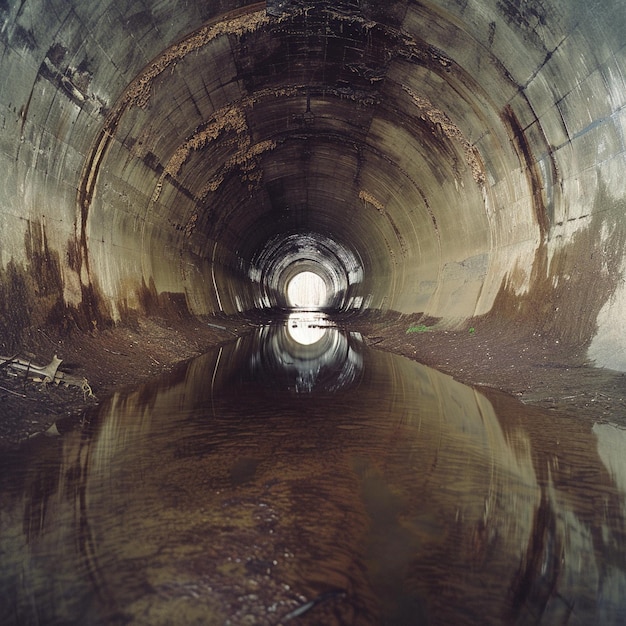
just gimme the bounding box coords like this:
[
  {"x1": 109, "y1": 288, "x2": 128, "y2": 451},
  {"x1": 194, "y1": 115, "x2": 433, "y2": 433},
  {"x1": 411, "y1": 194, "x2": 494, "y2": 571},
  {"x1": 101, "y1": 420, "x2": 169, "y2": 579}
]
[
  {"x1": 0, "y1": 0, "x2": 625, "y2": 373},
  {"x1": 2, "y1": 2, "x2": 626, "y2": 623}
]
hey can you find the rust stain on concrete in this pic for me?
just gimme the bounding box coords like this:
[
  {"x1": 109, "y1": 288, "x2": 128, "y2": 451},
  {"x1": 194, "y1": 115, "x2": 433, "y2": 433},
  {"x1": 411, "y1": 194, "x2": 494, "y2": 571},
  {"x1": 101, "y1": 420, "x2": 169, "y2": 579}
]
[
  {"x1": 402, "y1": 84, "x2": 486, "y2": 185},
  {"x1": 125, "y1": 9, "x2": 271, "y2": 110}
]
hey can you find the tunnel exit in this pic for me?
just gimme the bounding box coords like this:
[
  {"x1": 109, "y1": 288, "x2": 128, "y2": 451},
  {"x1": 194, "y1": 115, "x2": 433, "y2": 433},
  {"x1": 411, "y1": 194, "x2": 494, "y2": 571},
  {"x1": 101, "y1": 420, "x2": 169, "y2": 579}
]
[{"x1": 286, "y1": 270, "x2": 327, "y2": 309}]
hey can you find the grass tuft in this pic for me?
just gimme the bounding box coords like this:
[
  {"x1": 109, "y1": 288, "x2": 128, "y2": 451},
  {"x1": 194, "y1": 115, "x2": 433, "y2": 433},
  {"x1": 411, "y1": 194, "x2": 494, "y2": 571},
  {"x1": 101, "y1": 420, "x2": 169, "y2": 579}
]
[{"x1": 406, "y1": 324, "x2": 431, "y2": 334}]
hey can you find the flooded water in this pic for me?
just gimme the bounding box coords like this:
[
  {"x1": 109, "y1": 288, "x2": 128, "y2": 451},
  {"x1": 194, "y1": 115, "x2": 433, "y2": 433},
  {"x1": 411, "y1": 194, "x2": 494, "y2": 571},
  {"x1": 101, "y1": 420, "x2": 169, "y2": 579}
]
[{"x1": 1, "y1": 314, "x2": 626, "y2": 625}]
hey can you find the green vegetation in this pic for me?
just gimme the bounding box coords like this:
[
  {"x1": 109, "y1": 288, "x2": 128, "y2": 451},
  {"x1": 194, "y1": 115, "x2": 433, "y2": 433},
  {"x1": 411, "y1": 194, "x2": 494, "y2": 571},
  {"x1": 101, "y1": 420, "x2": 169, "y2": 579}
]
[
  {"x1": 469, "y1": 327, "x2": 476, "y2": 334},
  {"x1": 406, "y1": 324, "x2": 431, "y2": 334}
]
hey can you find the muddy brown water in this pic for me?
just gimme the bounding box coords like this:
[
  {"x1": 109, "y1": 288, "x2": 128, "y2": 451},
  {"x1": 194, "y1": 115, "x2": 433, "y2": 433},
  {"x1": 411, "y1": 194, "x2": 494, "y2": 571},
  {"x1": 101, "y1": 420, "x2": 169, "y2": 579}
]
[{"x1": 1, "y1": 314, "x2": 626, "y2": 625}]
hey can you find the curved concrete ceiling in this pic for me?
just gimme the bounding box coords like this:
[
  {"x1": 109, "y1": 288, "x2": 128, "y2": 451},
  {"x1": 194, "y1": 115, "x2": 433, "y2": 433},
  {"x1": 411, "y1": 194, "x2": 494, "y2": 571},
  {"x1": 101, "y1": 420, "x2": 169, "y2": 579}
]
[{"x1": 1, "y1": 1, "x2": 625, "y2": 368}]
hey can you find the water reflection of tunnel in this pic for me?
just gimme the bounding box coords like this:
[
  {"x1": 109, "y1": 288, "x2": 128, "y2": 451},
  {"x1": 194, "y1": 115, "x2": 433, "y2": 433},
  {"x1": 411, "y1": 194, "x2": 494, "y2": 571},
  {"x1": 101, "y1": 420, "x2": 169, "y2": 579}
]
[
  {"x1": 2, "y1": 1, "x2": 626, "y2": 371},
  {"x1": 249, "y1": 314, "x2": 364, "y2": 392},
  {"x1": 3, "y1": 327, "x2": 626, "y2": 625}
]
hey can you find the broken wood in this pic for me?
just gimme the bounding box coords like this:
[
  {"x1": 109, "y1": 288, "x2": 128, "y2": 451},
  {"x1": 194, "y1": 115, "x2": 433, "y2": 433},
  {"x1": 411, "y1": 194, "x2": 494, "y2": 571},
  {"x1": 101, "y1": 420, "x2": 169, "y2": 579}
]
[
  {"x1": 0, "y1": 354, "x2": 93, "y2": 397},
  {"x1": 0, "y1": 354, "x2": 63, "y2": 383}
]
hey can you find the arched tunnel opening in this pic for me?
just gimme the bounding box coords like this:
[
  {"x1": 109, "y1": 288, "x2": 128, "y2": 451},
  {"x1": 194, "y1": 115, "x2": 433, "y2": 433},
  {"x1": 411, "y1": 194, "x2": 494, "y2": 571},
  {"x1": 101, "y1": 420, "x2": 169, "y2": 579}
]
[
  {"x1": 2, "y1": 1, "x2": 626, "y2": 623},
  {"x1": 252, "y1": 231, "x2": 363, "y2": 310}
]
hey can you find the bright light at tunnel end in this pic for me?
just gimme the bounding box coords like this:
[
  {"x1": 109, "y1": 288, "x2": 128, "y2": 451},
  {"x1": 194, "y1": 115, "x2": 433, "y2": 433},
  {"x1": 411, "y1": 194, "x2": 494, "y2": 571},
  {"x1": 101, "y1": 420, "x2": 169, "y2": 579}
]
[
  {"x1": 286, "y1": 271, "x2": 328, "y2": 309},
  {"x1": 250, "y1": 232, "x2": 363, "y2": 312}
]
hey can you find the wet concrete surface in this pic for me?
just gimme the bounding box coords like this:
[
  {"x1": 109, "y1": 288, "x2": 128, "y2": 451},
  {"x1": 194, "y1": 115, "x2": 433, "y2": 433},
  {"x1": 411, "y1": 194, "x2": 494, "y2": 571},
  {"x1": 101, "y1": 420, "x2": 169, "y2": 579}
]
[{"x1": 1, "y1": 315, "x2": 625, "y2": 625}]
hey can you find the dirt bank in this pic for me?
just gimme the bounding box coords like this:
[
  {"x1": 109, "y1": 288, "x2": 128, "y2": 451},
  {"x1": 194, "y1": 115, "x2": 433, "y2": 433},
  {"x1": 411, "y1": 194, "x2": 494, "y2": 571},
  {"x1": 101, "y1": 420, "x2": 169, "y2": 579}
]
[
  {"x1": 2, "y1": 311, "x2": 625, "y2": 448},
  {"x1": 355, "y1": 311, "x2": 626, "y2": 426},
  {"x1": 0, "y1": 315, "x2": 250, "y2": 447}
]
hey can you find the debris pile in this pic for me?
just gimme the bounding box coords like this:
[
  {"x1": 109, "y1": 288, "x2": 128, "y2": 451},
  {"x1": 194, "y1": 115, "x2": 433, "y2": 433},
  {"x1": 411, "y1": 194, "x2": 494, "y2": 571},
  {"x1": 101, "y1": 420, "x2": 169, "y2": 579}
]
[{"x1": 0, "y1": 354, "x2": 94, "y2": 398}]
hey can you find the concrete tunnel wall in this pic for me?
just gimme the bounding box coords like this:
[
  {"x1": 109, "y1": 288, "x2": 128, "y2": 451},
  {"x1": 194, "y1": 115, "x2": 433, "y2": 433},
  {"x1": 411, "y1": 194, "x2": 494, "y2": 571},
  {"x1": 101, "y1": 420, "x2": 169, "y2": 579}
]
[{"x1": 0, "y1": 0, "x2": 625, "y2": 369}]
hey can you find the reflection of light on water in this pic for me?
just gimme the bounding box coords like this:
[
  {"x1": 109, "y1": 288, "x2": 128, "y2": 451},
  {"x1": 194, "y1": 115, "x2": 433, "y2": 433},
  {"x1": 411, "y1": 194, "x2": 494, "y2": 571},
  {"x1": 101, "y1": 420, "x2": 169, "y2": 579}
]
[
  {"x1": 594, "y1": 423, "x2": 626, "y2": 516},
  {"x1": 257, "y1": 313, "x2": 364, "y2": 393},
  {"x1": 287, "y1": 312, "x2": 327, "y2": 345},
  {"x1": 2, "y1": 327, "x2": 626, "y2": 626},
  {"x1": 286, "y1": 271, "x2": 327, "y2": 308}
]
